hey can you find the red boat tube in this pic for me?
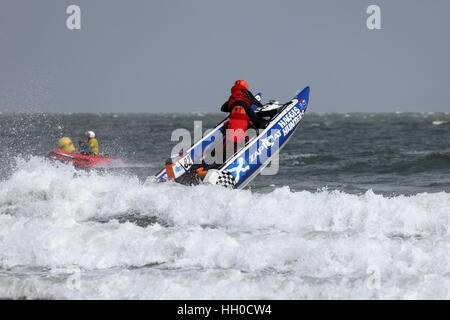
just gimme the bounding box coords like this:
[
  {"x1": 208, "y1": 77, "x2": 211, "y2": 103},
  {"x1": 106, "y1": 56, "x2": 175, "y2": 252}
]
[{"x1": 48, "y1": 149, "x2": 117, "y2": 168}]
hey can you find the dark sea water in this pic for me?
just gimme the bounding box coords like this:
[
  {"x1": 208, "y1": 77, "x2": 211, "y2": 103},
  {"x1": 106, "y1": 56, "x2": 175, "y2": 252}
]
[
  {"x1": 0, "y1": 112, "x2": 449, "y2": 299},
  {"x1": 1, "y1": 112, "x2": 449, "y2": 194}
]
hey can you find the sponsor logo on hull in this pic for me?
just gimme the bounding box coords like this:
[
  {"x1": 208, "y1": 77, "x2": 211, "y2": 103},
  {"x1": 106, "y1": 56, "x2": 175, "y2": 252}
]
[
  {"x1": 278, "y1": 106, "x2": 303, "y2": 137},
  {"x1": 249, "y1": 130, "x2": 282, "y2": 164}
]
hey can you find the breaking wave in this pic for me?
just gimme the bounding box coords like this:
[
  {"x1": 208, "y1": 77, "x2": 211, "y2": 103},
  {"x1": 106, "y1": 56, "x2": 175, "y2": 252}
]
[{"x1": 0, "y1": 157, "x2": 449, "y2": 299}]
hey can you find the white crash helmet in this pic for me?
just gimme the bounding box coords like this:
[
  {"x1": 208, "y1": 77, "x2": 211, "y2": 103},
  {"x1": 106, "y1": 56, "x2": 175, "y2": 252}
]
[{"x1": 85, "y1": 131, "x2": 95, "y2": 138}]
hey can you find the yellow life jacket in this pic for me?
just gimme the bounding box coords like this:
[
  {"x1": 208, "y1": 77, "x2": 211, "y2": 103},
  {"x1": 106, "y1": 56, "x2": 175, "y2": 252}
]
[
  {"x1": 58, "y1": 137, "x2": 76, "y2": 153},
  {"x1": 87, "y1": 138, "x2": 99, "y2": 155}
]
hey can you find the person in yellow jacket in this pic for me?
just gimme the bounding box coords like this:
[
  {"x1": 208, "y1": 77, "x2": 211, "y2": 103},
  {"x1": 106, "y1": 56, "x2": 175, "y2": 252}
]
[
  {"x1": 79, "y1": 131, "x2": 99, "y2": 155},
  {"x1": 58, "y1": 137, "x2": 76, "y2": 153}
]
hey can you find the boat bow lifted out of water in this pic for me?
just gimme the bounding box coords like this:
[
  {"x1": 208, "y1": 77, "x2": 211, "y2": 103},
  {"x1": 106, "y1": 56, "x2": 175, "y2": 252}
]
[{"x1": 149, "y1": 86, "x2": 310, "y2": 189}]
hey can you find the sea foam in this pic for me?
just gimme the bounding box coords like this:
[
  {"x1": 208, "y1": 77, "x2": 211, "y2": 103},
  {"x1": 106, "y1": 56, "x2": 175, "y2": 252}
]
[{"x1": 0, "y1": 157, "x2": 449, "y2": 299}]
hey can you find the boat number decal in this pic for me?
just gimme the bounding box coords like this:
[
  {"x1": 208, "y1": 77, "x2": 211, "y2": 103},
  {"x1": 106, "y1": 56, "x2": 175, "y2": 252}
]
[{"x1": 181, "y1": 155, "x2": 193, "y2": 170}]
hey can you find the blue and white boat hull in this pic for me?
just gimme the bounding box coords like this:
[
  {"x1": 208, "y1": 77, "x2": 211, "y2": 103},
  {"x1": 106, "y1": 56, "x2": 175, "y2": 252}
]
[
  {"x1": 211, "y1": 87, "x2": 310, "y2": 189},
  {"x1": 151, "y1": 87, "x2": 310, "y2": 189}
]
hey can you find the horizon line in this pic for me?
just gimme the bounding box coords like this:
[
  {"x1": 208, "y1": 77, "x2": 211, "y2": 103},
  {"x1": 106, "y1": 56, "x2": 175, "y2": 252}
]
[{"x1": 1, "y1": 111, "x2": 449, "y2": 116}]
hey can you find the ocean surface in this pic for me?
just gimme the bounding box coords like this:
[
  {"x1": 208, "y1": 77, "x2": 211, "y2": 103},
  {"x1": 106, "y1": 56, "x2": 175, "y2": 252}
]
[{"x1": 0, "y1": 112, "x2": 449, "y2": 299}]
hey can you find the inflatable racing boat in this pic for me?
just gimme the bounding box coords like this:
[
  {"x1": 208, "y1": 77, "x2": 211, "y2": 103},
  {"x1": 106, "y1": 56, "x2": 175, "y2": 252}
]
[
  {"x1": 48, "y1": 149, "x2": 117, "y2": 168},
  {"x1": 149, "y1": 86, "x2": 310, "y2": 189}
]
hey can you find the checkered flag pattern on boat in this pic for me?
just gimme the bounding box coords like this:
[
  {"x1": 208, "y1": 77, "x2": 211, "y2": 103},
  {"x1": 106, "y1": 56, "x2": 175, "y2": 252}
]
[{"x1": 216, "y1": 170, "x2": 236, "y2": 188}]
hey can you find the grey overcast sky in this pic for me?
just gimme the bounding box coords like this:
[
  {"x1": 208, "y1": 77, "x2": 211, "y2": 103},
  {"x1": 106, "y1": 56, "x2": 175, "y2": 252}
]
[{"x1": 0, "y1": 0, "x2": 449, "y2": 113}]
